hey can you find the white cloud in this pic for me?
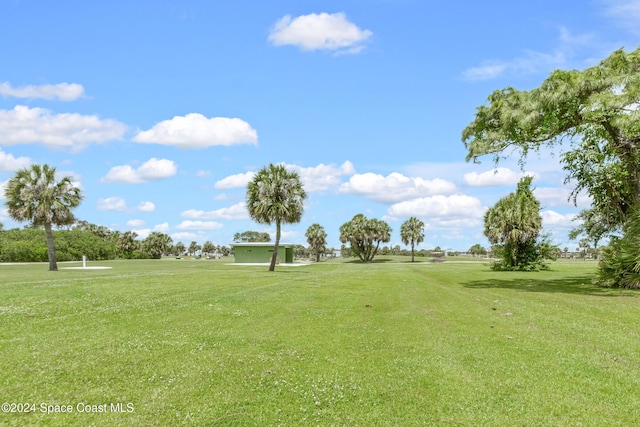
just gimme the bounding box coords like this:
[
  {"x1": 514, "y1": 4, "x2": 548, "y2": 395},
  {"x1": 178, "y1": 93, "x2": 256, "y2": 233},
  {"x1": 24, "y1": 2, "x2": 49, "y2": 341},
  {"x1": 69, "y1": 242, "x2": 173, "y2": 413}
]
[
  {"x1": 339, "y1": 172, "x2": 456, "y2": 203},
  {"x1": 0, "y1": 82, "x2": 84, "y2": 101},
  {"x1": 534, "y1": 187, "x2": 591, "y2": 208},
  {"x1": 279, "y1": 229, "x2": 300, "y2": 242},
  {"x1": 0, "y1": 105, "x2": 126, "y2": 151},
  {"x1": 127, "y1": 219, "x2": 145, "y2": 227},
  {"x1": 137, "y1": 201, "x2": 156, "y2": 212},
  {"x1": 171, "y1": 232, "x2": 200, "y2": 242},
  {"x1": 268, "y1": 12, "x2": 372, "y2": 54},
  {"x1": 132, "y1": 113, "x2": 257, "y2": 148},
  {"x1": 288, "y1": 161, "x2": 355, "y2": 192},
  {"x1": 97, "y1": 197, "x2": 127, "y2": 211},
  {"x1": 0, "y1": 180, "x2": 7, "y2": 200},
  {"x1": 463, "y1": 50, "x2": 566, "y2": 81},
  {"x1": 154, "y1": 222, "x2": 170, "y2": 232},
  {"x1": 214, "y1": 171, "x2": 255, "y2": 189},
  {"x1": 214, "y1": 161, "x2": 356, "y2": 192},
  {"x1": 181, "y1": 202, "x2": 248, "y2": 220},
  {"x1": 175, "y1": 220, "x2": 224, "y2": 231},
  {"x1": 101, "y1": 158, "x2": 177, "y2": 183},
  {"x1": 386, "y1": 195, "x2": 485, "y2": 224},
  {"x1": 132, "y1": 228, "x2": 152, "y2": 240},
  {"x1": 464, "y1": 167, "x2": 537, "y2": 187},
  {"x1": 604, "y1": 0, "x2": 640, "y2": 35},
  {"x1": 196, "y1": 170, "x2": 212, "y2": 178},
  {"x1": 541, "y1": 210, "x2": 577, "y2": 228},
  {"x1": 0, "y1": 149, "x2": 31, "y2": 172},
  {"x1": 462, "y1": 28, "x2": 595, "y2": 81}
]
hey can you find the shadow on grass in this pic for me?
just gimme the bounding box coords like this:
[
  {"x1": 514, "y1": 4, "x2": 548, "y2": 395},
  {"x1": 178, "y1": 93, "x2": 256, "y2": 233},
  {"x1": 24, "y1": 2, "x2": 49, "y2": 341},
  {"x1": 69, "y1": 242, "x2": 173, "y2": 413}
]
[
  {"x1": 344, "y1": 258, "x2": 394, "y2": 264},
  {"x1": 463, "y1": 273, "x2": 639, "y2": 297}
]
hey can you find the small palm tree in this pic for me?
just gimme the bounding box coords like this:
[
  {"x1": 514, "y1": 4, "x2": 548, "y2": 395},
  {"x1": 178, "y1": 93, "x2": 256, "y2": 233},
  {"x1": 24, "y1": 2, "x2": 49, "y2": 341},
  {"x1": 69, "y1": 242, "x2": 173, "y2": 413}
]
[
  {"x1": 400, "y1": 216, "x2": 425, "y2": 262},
  {"x1": 246, "y1": 164, "x2": 307, "y2": 271},
  {"x1": 4, "y1": 164, "x2": 83, "y2": 271},
  {"x1": 306, "y1": 223, "x2": 327, "y2": 262}
]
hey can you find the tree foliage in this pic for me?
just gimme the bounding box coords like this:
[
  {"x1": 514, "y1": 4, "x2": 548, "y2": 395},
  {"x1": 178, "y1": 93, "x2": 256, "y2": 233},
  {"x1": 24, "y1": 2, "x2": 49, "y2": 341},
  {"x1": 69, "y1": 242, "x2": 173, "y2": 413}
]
[
  {"x1": 339, "y1": 214, "x2": 392, "y2": 263},
  {"x1": 116, "y1": 231, "x2": 139, "y2": 259},
  {"x1": 233, "y1": 231, "x2": 271, "y2": 243},
  {"x1": 484, "y1": 177, "x2": 555, "y2": 270},
  {"x1": 174, "y1": 241, "x2": 186, "y2": 256},
  {"x1": 0, "y1": 228, "x2": 116, "y2": 262},
  {"x1": 143, "y1": 232, "x2": 173, "y2": 259},
  {"x1": 305, "y1": 223, "x2": 327, "y2": 262},
  {"x1": 400, "y1": 217, "x2": 425, "y2": 262},
  {"x1": 463, "y1": 47, "x2": 640, "y2": 228},
  {"x1": 597, "y1": 206, "x2": 640, "y2": 288},
  {"x1": 463, "y1": 47, "x2": 640, "y2": 279},
  {"x1": 246, "y1": 164, "x2": 307, "y2": 271},
  {"x1": 468, "y1": 243, "x2": 487, "y2": 257},
  {"x1": 4, "y1": 164, "x2": 83, "y2": 271},
  {"x1": 202, "y1": 241, "x2": 215, "y2": 255}
]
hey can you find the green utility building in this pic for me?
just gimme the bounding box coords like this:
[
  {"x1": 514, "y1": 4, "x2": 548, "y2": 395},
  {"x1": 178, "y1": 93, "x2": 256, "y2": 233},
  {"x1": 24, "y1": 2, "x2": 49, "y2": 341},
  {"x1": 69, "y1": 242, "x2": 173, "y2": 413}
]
[{"x1": 231, "y1": 242, "x2": 294, "y2": 264}]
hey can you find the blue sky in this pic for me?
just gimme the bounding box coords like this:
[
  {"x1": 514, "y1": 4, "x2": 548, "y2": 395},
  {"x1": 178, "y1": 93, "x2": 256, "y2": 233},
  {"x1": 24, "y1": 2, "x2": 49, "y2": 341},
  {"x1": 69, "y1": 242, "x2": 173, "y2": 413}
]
[{"x1": 0, "y1": 0, "x2": 639, "y2": 252}]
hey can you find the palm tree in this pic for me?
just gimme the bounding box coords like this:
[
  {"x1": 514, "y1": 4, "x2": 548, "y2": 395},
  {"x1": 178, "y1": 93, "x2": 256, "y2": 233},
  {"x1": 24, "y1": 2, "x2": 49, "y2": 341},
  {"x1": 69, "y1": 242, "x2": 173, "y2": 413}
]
[
  {"x1": 484, "y1": 176, "x2": 542, "y2": 269},
  {"x1": 246, "y1": 164, "x2": 307, "y2": 271},
  {"x1": 400, "y1": 217, "x2": 425, "y2": 262},
  {"x1": 4, "y1": 164, "x2": 83, "y2": 271},
  {"x1": 305, "y1": 223, "x2": 327, "y2": 262},
  {"x1": 188, "y1": 241, "x2": 201, "y2": 256},
  {"x1": 118, "y1": 231, "x2": 139, "y2": 259},
  {"x1": 339, "y1": 214, "x2": 392, "y2": 263},
  {"x1": 143, "y1": 232, "x2": 173, "y2": 259}
]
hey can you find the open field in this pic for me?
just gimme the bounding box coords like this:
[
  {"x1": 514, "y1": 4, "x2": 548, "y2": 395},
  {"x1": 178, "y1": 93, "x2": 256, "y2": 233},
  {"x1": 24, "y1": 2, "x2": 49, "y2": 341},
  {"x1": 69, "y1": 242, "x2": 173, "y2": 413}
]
[{"x1": 1, "y1": 258, "x2": 639, "y2": 426}]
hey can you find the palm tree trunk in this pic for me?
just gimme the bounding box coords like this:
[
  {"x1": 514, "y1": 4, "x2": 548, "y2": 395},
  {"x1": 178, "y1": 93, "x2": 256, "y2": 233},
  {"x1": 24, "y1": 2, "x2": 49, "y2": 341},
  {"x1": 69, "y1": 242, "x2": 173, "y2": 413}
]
[
  {"x1": 44, "y1": 222, "x2": 58, "y2": 271},
  {"x1": 269, "y1": 221, "x2": 281, "y2": 272},
  {"x1": 411, "y1": 242, "x2": 415, "y2": 262}
]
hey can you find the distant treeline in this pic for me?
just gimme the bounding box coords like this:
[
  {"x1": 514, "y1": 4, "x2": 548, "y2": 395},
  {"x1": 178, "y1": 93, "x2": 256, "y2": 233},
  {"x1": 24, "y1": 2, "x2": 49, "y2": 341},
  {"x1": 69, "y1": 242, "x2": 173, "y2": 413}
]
[{"x1": 0, "y1": 228, "x2": 118, "y2": 262}]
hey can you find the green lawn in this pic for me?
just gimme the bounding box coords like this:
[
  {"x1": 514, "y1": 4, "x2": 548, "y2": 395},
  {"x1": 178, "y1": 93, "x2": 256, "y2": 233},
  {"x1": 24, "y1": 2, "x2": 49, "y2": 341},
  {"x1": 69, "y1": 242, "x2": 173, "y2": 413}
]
[{"x1": 1, "y1": 258, "x2": 638, "y2": 426}]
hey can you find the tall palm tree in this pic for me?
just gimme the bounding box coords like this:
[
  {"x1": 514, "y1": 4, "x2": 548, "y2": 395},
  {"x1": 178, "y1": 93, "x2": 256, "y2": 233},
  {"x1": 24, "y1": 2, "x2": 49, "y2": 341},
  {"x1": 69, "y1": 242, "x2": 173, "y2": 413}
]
[
  {"x1": 400, "y1": 216, "x2": 425, "y2": 262},
  {"x1": 4, "y1": 164, "x2": 83, "y2": 271},
  {"x1": 305, "y1": 223, "x2": 327, "y2": 262},
  {"x1": 246, "y1": 164, "x2": 307, "y2": 271}
]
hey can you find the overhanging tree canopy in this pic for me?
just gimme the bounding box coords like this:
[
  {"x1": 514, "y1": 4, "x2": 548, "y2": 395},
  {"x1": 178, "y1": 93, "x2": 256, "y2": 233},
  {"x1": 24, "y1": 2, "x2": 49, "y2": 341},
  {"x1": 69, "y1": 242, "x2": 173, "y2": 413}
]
[
  {"x1": 463, "y1": 47, "x2": 640, "y2": 237},
  {"x1": 462, "y1": 47, "x2": 640, "y2": 283}
]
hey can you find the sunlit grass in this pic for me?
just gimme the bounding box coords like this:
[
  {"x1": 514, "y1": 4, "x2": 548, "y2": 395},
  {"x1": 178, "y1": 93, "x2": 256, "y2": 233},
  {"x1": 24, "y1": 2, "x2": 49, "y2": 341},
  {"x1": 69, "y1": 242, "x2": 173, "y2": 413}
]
[{"x1": 1, "y1": 258, "x2": 638, "y2": 426}]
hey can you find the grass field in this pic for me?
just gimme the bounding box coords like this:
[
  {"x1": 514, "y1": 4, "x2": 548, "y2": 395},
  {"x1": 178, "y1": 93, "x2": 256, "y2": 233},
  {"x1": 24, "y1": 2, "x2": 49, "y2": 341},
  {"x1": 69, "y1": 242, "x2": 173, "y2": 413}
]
[{"x1": 1, "y1": 257, "x2": 639, "y2": 426}]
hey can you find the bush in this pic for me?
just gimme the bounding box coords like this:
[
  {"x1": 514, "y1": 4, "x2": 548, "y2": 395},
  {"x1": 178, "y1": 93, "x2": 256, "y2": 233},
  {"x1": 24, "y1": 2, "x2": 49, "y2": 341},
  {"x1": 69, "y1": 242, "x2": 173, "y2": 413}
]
[
  {"x1": 0, "y1": 228, "x2": 117, "y2": 262},
  {"x1": 490, "y1": 234, "x2": 557, "y2": 271},
  {"x1": 596, "y1": 205, "x2": 640, "y2": 288}
]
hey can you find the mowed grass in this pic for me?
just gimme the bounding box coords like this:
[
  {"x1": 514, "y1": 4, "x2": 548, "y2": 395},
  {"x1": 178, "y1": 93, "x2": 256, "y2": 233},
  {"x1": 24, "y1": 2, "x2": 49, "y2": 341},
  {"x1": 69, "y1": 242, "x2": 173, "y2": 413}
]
[{"x1": 1, "y1": 258, "x2": 639, "y2": 426}]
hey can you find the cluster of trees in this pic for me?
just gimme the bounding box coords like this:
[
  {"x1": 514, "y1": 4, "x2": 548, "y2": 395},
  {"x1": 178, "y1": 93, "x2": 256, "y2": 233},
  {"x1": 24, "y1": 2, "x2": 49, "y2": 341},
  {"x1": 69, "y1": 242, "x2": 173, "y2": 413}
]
[
  {"x1": 8, "y1": 45, "x2": 640, "y2": 286},
  {"x1": 0, "y1": 161, "x2": 534, "y2": 272},
  {"x1": 464, "y1": 47, "x2": 640, "y2": 286},
  {"x1": 0, "y1": 227, "x2": 116, "y2": 262},
  {"x1": 72, "y1": 222, "x2": 232, "y2": 259},
  {"x1": 0, "y1": 221, "x2": 235, "y2": 264}
]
